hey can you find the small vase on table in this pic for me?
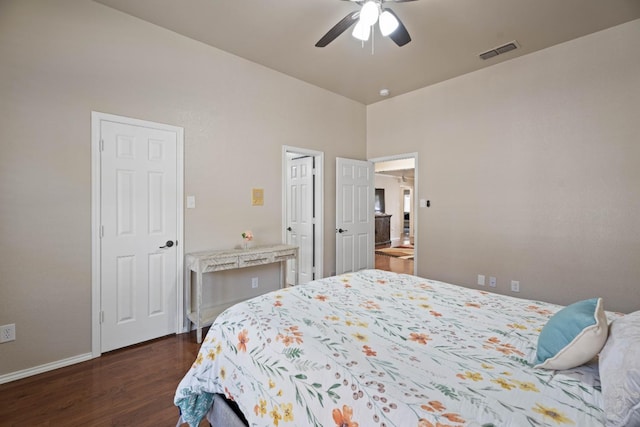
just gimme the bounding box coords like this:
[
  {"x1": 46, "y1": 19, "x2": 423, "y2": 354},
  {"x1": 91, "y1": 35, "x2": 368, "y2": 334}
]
[{"x1": 241, "y1": 230, "x2": 253, "y2": 250}]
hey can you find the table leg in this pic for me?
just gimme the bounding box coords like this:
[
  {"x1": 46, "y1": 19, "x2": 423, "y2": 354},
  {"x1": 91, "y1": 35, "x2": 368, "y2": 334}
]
[
  {"x1": 280, "y1": 261, "x2": 285, "y2": 288},
  {"x1": 196, "y1": 270, "x2": 202, "y2": 343},
  {"x1": 185, "y1": 268, "x2": 192, "y2": 332}
]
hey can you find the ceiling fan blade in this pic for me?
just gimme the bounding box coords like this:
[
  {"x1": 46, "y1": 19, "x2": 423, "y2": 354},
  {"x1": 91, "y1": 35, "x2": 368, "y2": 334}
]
[
  {"x1": 315, "y1": 11, "x2": 359, "y2": 47},
  {"x1": 384, "y1": 8, "x2": 411, "y2": 46}
]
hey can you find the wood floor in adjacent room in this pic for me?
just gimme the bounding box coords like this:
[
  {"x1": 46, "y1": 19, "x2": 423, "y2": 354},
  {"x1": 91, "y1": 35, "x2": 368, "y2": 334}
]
[
  {"x1": 374, "y1": 233, "x2": 415, "y2": 275},
  {"x1": 0, "y1": 330, "x2": 207, "y2": 426},
  {"x1": 374, "y1": 252, "x2": 414, "y2": 275}
]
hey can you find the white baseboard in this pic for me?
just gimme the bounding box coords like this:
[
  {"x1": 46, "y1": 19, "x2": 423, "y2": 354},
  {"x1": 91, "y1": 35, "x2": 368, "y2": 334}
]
[{"x1": 0, "y1": 352, "x2": 94, "y2": 385}]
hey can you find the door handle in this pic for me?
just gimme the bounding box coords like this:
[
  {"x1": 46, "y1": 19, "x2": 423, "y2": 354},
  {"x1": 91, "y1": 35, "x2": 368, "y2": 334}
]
[
  {"x1": 160, "y1": 240, "x2": 175, "y2": 248},
  {"x1": 337, "y1": 228, "x2": 348, "y2": 234},
  {"x1": 287, "y1": 227, "x2": 292, "y2": 232}
]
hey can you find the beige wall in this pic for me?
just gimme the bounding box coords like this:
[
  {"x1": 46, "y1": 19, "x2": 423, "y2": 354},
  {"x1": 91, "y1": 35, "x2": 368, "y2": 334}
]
[
  {"x1": 368, "y1": 19, "x2": 640, "y2": 314},
  {"x1": 0, "y1": 0, "x2": 365, "y2": 375}
]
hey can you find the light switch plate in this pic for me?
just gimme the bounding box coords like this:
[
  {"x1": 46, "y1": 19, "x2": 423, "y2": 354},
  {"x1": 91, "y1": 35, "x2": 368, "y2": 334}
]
[{"x1": 186, "y1": 196, "x2": 196, "y2": 209}]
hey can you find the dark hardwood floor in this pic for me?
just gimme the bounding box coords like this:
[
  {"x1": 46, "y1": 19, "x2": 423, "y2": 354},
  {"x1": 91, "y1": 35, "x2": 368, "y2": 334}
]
[
  {"x1": 0, "y1": 330, "x2": 207, "y2": 426},
  {"x1": 0, "y1": 239, "x2": 414, "y2": 427}
]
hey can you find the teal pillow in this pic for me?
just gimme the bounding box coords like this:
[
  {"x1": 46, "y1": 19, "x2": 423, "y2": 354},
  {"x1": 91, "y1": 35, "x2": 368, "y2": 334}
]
[{"x1": 534, "y1": 298, "x2": 608, "y2": 370}]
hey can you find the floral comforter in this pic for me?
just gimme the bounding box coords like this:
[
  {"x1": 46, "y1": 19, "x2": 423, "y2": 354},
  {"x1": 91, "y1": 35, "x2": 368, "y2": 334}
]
[{"x1": 175, "y1": 270, "x2": 607, "y2": 427}]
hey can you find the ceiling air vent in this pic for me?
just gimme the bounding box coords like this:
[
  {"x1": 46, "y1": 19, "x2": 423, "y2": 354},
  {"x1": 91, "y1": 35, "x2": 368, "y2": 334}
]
[{"x1": 479, "y1": 40, "x2": 519, "y2": 60}]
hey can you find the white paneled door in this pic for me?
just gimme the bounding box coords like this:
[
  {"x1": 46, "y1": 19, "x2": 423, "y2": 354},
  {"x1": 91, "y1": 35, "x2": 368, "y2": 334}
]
[
  {"x1": 286, "y1": 156, "x2": 314, "y2": 284},
  {"x1": 335, "y1": 158, "x2": 374, "y2": 274},
  {"x1": 99, "y1": 118, "x2": 179, "y2": 353}
]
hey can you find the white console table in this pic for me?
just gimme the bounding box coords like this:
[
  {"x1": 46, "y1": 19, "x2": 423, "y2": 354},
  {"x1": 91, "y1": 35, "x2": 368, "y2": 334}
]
[{"x1": 185, "y1": 244, "x2": 298, "y2": 343}]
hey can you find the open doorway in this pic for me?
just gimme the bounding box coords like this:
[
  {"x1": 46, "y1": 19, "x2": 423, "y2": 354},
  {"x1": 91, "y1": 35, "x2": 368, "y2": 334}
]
[{"x1": 369, "y1": 154, "x2": 417, "y2": 275}]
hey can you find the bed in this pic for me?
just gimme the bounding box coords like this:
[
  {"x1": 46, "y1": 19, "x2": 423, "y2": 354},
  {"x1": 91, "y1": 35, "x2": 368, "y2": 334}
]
[{"x1": 174, "y1": 269, "x2": 637, "y2": 427}]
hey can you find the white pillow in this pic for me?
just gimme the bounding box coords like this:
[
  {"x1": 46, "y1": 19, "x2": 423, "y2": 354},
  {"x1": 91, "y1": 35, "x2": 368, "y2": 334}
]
[
  {"x1": 599, "y1": 310, "x2": 640, "y2": 427},
  {"x1": 534, "y1": 298, "x2": 608, "y2": 370}
]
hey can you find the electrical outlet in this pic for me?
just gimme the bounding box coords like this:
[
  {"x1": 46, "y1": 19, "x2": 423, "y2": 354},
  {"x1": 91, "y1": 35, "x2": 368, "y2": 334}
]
[
  {"x1": 511, "y1": 280, "x2": 520, "y2": 293},
  {"x1": 251, "y1": 277, "x2": 259, "y2": 289},
  {"x1": 489, "y1": 276, "x2": 497, "y2": 287},
  {"x1": 1, "y1": 324, "x2": 16, "y2": 343},
  {"x1": 477, "y1": 274, "x2": 485, "y2": 286}
]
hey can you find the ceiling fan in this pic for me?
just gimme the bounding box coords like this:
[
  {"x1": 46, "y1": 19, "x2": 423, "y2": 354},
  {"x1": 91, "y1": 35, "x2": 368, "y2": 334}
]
[{"x1": 315, "y1": 0, "x2": 416, "y2": 48}]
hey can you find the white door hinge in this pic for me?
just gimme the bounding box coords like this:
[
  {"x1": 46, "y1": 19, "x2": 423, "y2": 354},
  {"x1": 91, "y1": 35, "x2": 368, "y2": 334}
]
[
  {"x1": 100, "y1": 139, "x2": 104, "y2": 152},
  {"x1": 100, "y1": 225, "x2": 104, "y2": 238},
  {"x1": 100, "y1": 311, "x2": 104, "y2": 324}
]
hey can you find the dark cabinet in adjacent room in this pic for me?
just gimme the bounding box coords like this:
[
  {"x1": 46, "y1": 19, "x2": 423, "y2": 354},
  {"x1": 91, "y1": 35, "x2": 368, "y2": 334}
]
[{"x1": 375, "y1": 214, "x2": 392, "y2": 246}]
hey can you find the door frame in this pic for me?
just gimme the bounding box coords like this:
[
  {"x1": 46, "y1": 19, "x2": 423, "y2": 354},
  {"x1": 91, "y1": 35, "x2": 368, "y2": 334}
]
[
  {"x1": 282, "y1": 146, "x2": 324, "y2": 281},
  {"x1": 369, "y1": 152, "x2": 418, "y2": 276},
  {"x1": 91, "y1": 111, "x2": 184, "y2": 358}
]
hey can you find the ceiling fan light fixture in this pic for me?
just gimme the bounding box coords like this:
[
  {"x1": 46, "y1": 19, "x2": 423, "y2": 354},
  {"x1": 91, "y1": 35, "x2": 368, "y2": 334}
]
[
  {"x1": 315, "y1": 0, "x2": 413, "y2": 49},
  {"x1": 359, "y1": 1, "x2": 380, "y2": 27},
  {"x1": 352, "y1": 20, "x2": 370, "y2": 41},
  {"x1": 379, "y1": 10, "x2": 399, "y2": 36}
]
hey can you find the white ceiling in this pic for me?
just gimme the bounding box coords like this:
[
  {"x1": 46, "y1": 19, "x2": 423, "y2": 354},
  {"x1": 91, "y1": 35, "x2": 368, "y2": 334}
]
[{"x1": 94, "y1": 0, "x2": 640, "y2": 105}]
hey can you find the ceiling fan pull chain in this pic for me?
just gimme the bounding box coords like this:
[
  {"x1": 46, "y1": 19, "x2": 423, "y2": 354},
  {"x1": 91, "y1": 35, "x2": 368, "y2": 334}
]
[{"x1": 371, "y1": 25, "x2": 375, "y2": 55}]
